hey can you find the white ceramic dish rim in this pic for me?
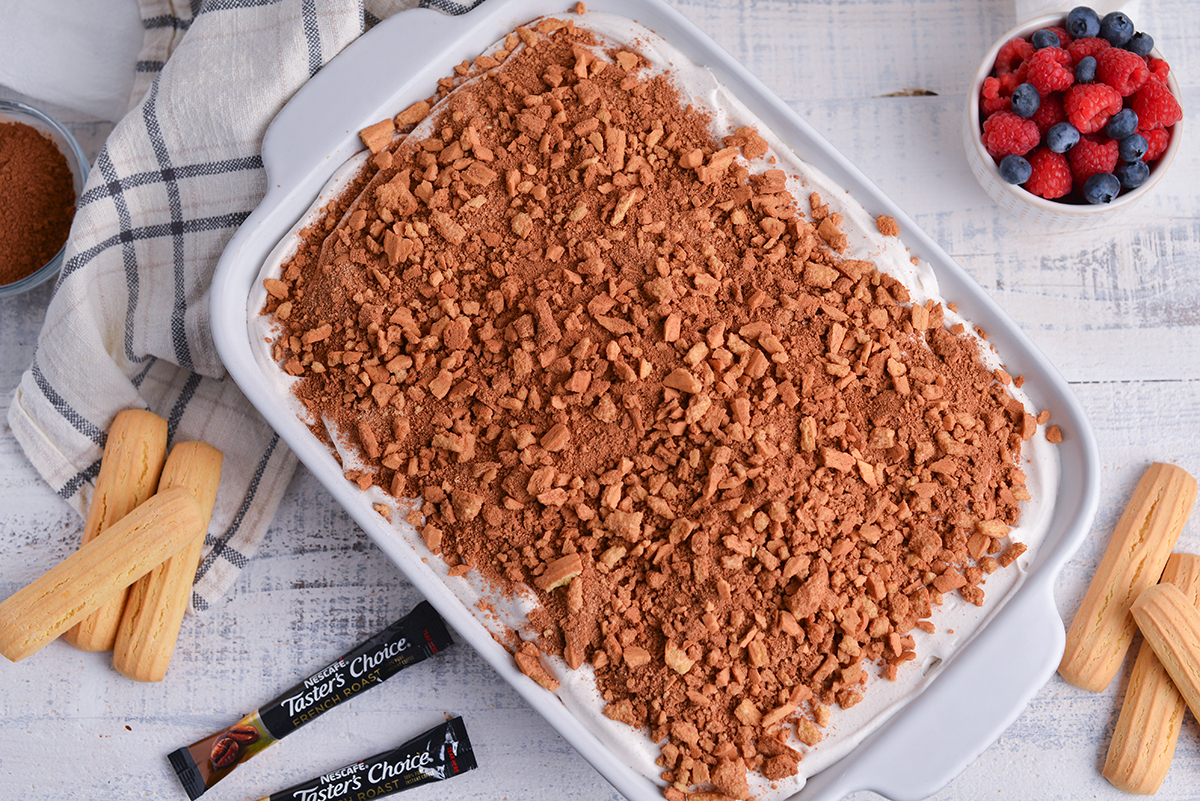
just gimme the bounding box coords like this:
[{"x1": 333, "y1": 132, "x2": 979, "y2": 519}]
[
  {"x1": 964, "y1": 12, "x2": 1183, "y2": 222},
  {"x1": 209, "y1": 2, "x2": 1102, "y2": 799}
]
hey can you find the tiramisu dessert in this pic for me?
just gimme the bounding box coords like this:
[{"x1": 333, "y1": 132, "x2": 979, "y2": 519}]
[{"x1": 252, "y1": 9, "x2": 1058, "y2": 799}]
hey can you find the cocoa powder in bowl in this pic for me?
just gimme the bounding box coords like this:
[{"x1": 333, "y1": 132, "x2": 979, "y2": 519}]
[
  {"x1": 263, "y1": 16, "x2": 1040, "y2": 799},
  {"x1": 0, "y1": 118, "x2": 77, "y2": 286}
]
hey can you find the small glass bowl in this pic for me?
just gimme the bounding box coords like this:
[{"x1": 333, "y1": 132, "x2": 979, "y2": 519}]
[
  {"x1": 0, "y1": 99, "x2": 90, "y2": 298},
  {"x1": 964, "y1": 13, "x2": 1183, "y2": 228}
]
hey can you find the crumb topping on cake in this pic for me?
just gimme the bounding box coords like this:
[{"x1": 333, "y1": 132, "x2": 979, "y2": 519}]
[{"x1": 261, "y1": 16, "x2": 1038, "y2": 798}]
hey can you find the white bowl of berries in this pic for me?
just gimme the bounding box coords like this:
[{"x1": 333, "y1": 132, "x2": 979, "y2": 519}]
[{"x1": 965, "y1": 7, "x2": 1182, "y2": 226}]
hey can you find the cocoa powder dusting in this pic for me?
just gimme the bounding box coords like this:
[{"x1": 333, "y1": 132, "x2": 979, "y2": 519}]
[
  {"x1": 0, "y1": 120, "x2": 76, "y2": 285},
  {"x1": 263, "y1": 18, "x2": 1037, "y2": 798}
]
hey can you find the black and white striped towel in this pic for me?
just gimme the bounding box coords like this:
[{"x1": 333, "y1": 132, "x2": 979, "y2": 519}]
[{"x1": 7, "y1": 0, "x2": 480, "y2": 613}]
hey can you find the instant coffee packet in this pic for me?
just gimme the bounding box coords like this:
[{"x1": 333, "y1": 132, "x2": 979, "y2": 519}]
[
  {"x1": 254, "y1": 717, "x2": 476, "y2": 801},
  {"x1": 169, "y1": 601, "x2": 453, "y2": 799}
]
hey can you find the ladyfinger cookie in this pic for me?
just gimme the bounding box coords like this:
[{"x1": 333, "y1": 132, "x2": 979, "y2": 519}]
[
  {"x1": 1103, "y1": 553, "x2": 1200, "y2": 794},
  {"x1": 0, "y1": 488, "x2": 204, "y2": 663},
  {"x1": 63, "y1": 409, "x2": 168, "y2": 652},
  {"x1": 113, "y1": 442, "x2": 222, "y2": 682},
  {"x1": 1059, "y1": 463, "x2": 1197, "y2": 692},
  {"x1": 1131, "y1": 582, "x2": 1200, "y2": 724}
]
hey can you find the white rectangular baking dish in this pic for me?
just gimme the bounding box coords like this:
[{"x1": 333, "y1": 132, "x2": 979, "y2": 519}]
[{"x1": 209, "y1": 1, "x2": 1101, "y2": 798}]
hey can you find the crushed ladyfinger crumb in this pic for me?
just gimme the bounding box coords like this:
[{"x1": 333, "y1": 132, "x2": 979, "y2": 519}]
[
  {"x1": 875, "y1": 215, "x2": 899, "y2": 237},
  {"x1": 359, "y1": 118, "x2": 395, "y2": 154},
  {"x1": 263, "y1": 18, "x2": 1037, "y2": 799}
]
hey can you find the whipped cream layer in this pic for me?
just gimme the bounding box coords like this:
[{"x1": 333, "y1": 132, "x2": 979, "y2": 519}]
[{"x1": 249, "y1": 12, "x2": 1060, "y2": 801}]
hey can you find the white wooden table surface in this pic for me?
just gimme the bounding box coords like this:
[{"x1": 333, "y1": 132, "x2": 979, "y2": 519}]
[{"x1": 3, "y1": 1, "x2": 1199, "y2": 799}]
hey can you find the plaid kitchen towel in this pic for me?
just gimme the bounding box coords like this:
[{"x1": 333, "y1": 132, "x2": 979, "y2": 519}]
[{"x1": 7, "y1": 0, "x2": 480, "y2": 612}]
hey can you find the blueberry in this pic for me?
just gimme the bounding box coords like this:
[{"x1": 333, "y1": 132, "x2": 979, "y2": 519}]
[
  {"x1": 1031, "y1": 28, "x2": 1060, "y2": 49},
  {"x1": 1083, "y1": 172, "x2": 1121, "y2": 203},
  {"x1": 1046, "y1": 122, "x2": 1081, "y2": 153},
  {"x1": 1105, "y1": 108, "x2": 1139, "y2": 139},
  {"x1": 1118, "y1": 133, "x2": 1148, "y2": 162},
  {"x1": 1066, "y1": 7, "x2": 1101, "y2": 39},
  {"x1": 1115, "y1": 159, "x2": 1150, "y2": 188},
  {"x1": 1100, "y1": 12, "x2": 1135, "y2": 46},
  {"x1": 998, "y1": 154, "x2": 1033, "y2": 184},
  {"x1": 1075, "y1": 55, "x2": 1097, "y2": 84},
  {"x1": 1125, "y1": 32, "x2": 1154, "y2": 57},
  {"x1": 1011, "y1": 83, "x2": 1041, "y2": 118}
]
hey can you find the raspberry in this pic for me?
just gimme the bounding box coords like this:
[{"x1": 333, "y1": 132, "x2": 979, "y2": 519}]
[
  {"x1": 1095, "y1": 47, "x2": 1150, "y2": 96},
  {"x1": 1063, "y1": 83, "x2": 1123, "y2": 133},
  {"x1": 1030, "y1": 92, "x2": 1067, "y2": 134},
  {"x1": 1148, "y1": 57, "x2": 1170, "y2": 83},
  {"x1": 1140, "y1": 127, "x2": 1170, "y2": 162},
  {"x1": 982, "y1": 111, "x2": 1041, "y2": 159},
  {"x1": 999, "y1": 70, "x2": 1023, "y2": 95},
  {"x1": 1066, "y1": 36, "x2": 1110, "y2": 66},
  {"x1": 995, "y1": 37, "x2": 1035, "y2": 74},
  {"x1": 1025, "y1": 48, "x2": 1074, "y2": 96},
  {"x1": 1130, "y1": 78, "x2": 1182, "y2": 129},
  {"x1": 1068, "y1": 135, "x2": 1119, "y2": 187},
  {"x1": 1024, "y1": 148, "x2": 1072, "y2": 198},
  {"x1": 980, "y1": 76, "x2": 1011, "y2": 117}
]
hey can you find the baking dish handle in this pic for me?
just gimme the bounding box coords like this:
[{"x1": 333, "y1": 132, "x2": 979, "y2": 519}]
[
  {"x1": 259, "y1": 5, "x2": 480, "y2": 195},
  {"x1": 798, "y1": 580, "x2": 1064, "y2": 801}
]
